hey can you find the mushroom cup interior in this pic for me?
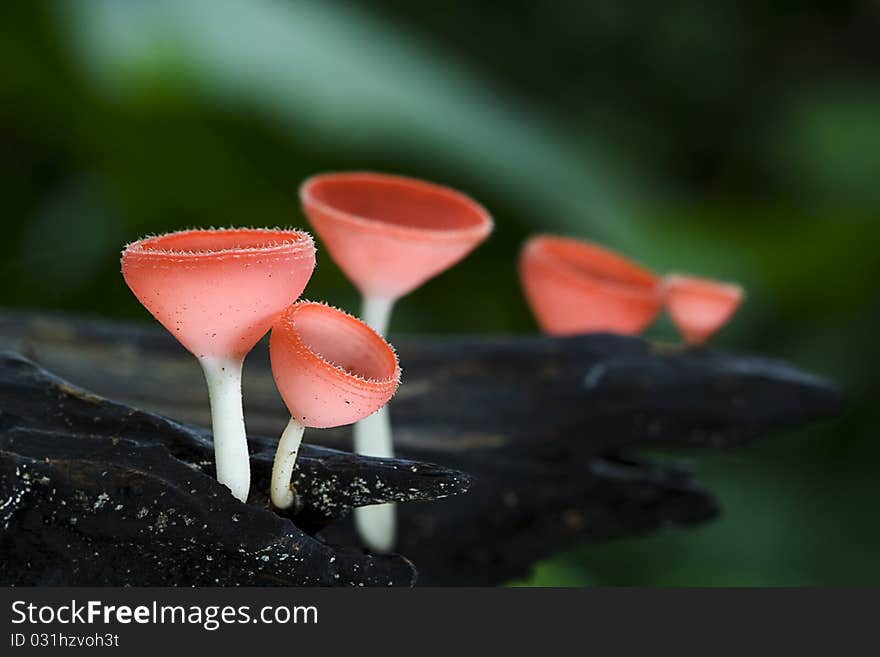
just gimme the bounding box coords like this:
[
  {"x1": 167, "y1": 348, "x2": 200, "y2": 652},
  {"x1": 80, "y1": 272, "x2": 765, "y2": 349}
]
[
  {"x1": 664, "y1": 274, "x2": 744, "y2": 302},
  {"x1": 292, "y1": 303, "x2": 398, "y2": 383},
  {"x1": 536, "y1": 237, "x2": 657, "y2": 292},
  {"x1": 306, "y1": 173, "x2": 490, "y2": 234}
]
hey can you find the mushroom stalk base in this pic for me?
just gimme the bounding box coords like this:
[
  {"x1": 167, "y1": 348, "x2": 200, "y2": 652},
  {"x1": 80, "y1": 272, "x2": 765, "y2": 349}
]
[
  {"x1": 200, "y1": 355, "x2": 250, "y2": 502},
  {"x1": 271, "y1": 417, "x2": 306, "y2": 510},
  {"x1": 354, "y1": 294, "x2": 397, "y2": 553}
]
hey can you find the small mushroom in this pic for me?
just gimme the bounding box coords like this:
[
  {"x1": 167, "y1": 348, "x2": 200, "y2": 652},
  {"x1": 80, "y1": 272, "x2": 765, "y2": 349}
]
[
  {"x1": 519, "y1": 235, "x2": 662, "y2": 336},
  {"x1": 121, "y1": 228, "x2": 316, "y2": 502},
  {"x1": 662, "y1": 274, "x2": 744, "y2": 346},
  {"x1": 300, "y1": 171, "x2": 492, "y2": 551},
  {"x1": 268, "y1": 301, "x2": 400, "y2": 511}
]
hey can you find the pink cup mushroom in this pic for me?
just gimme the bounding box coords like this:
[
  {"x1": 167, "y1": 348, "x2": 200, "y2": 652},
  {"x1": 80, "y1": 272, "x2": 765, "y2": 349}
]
[
  {"x1": 519, "y1": 235, "x2": 662, "y2": 336},
  {"x1": 121, "y1": 228, "x2": 316, "y2": 502},
  {"x1": 300, "y1": 171, "x2": 493, "y2": 551},
  {"x1": 268, "y1": 301, "x2": 400, "y2": 510},
  {"x1": 662, "y1": 274, "x2": 744, "y2": 346}
]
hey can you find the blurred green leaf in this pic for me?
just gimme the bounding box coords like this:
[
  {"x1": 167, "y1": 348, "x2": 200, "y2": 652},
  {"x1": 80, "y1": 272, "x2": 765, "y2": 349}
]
[{"x1": 58, "y1": 0, "x2": 638, "y2": 244}]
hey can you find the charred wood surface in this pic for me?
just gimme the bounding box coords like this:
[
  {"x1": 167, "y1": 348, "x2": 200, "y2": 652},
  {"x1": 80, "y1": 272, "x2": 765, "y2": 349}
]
[
  {"x1": 0, "y1": 352, "x2": 470, "y2": 586},
  {"x1": 0, "y1": 310, "x2": 844, "y2": 585}
]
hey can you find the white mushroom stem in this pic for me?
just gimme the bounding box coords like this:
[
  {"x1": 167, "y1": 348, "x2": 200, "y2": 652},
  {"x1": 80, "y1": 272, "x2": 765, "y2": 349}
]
[
  {"x1": 361, "y1": 295, "x2": 393, "y2": 335},
  {"x1": 199, "y1": 355, "x2": 251, "y2": 502},
  {"x1": 353, "y1": 294, "x2": 397, "y2": 553},
  {"x1": 270, "y1": 417, "x2": 306, "y2": 509}
]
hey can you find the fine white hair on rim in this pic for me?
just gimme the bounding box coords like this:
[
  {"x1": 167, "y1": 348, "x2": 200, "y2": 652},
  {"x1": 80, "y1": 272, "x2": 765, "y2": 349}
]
[
  {"x1": 121, "y1": 226, "x2": 316, "y2": 259},
  {"x1": 279, "y1": 299, "x2": 402, "y2": 387}
]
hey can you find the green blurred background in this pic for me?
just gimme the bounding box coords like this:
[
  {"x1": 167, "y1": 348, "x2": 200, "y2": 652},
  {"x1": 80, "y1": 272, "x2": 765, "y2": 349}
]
[{"x1": 1, "y1": 0, "x2": 877, "y2": 585}]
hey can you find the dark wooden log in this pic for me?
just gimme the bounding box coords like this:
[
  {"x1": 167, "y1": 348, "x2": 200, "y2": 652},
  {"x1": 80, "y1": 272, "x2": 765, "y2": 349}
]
[
  {"x1": 0, "y1": 310, "x2": 844, "y2": 585},
  {"x1": 0, "y1": 352, "x2": 472, "y2": 586}
]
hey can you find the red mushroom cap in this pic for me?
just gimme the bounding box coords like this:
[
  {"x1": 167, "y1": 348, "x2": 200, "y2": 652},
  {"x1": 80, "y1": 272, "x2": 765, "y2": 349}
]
[
  {"x1": 519, "y1": 235, "x2": 662, "y2": 336},
  {"x1": 300, "y1": 172, "x2": 493, "y2": 301},
  {"x1": 121, "y1": 228, "x2": 316, "y2": 359},
  {"x1": 662, "y1": 274, "x2": 744, "y2": 345},
  {"x1": 270, "y1": 301, "x2": 400, "y2": 429}
]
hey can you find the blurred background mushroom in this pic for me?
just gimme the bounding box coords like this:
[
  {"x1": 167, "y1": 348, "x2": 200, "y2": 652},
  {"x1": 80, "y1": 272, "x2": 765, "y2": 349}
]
[
  {"x1": 1, "y1": 0, "x2": 878, "y2": 585},
  {"x1": 518, "y1": 235, "x2": 662, "y2": 336},
  {"x1": 662, "y1": 274, "x2": 744, "y2": 346}
]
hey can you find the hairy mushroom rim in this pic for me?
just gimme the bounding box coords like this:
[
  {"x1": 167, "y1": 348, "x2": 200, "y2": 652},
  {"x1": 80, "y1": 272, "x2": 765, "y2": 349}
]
[
  {"x1": 123, "y1": 227, "x2": 315, "y2": 257},
  {"x1": 281, "y1": 301, "x2": 400, "y2": 389}
]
